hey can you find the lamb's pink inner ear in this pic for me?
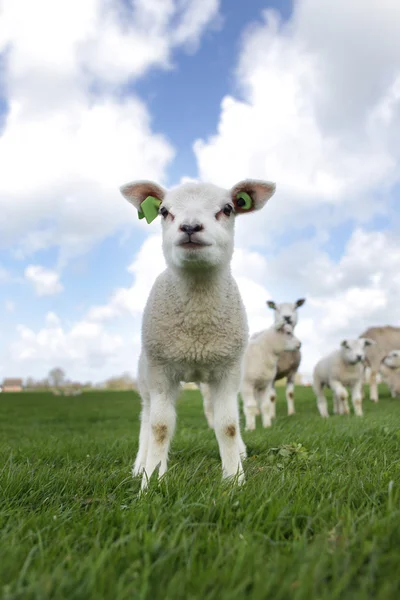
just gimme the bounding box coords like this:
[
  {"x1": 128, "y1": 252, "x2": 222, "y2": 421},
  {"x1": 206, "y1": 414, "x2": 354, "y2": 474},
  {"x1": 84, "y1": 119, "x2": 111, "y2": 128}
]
[
  {"x1": 120, "y1": 180, "x2": 165, "y2": 212},
  {"x1": 231, "y1": 179, "x2": 276, "y2": 214}
]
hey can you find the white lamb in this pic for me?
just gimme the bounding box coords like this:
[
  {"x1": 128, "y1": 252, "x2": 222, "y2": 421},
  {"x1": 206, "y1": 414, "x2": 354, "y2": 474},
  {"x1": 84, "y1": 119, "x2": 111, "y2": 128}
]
[
  {"x1": 313, "y1": 338, "x2": 375, "y2": 418},
  {"x1": 265, "y1": 298, "x2": 305, "y2": 417},
  {"x1": 120, "y1": 178, "x2": 276, "y2": 489},
  {"x1": 240, "y1": 323, "x2": 301, "y2": 431}
]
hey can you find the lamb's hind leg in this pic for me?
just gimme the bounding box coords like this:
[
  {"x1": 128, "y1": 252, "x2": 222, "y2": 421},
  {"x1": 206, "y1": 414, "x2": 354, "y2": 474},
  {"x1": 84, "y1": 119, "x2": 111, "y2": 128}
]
[
  {"x1": 286, "y1": 373, "x2": 296, "y2": 416},
  {"x1": 133, "y1": 390, "x2": 150, "y2": 476},
  {"x1": 200, "y1": 382, "x2": 214, "y2": 428},
  {"x1": 369, "y1": 370, "x2": 379, "y2": 403}
]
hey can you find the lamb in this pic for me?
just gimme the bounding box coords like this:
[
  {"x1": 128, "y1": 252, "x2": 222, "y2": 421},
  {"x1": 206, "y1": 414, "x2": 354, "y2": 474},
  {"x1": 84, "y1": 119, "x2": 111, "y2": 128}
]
[
  {"x1": 120, "y1": 178, "x2": 276, "y2": 489},
  {"x1": 380, "y1": 350, "x2": 400, "y2": 398},
  {"x1": 265, "y1": 299, "x2": 305, "y2": 417},
  {"x1": 359, "y1": 326, "x2": 400, "y2": 402},
  {"x1": 313, "y1": 338, "x2": 375, "y2": 418},
  {"x1": 240, "y1": 323, "x2": 301, "y2": 431}
]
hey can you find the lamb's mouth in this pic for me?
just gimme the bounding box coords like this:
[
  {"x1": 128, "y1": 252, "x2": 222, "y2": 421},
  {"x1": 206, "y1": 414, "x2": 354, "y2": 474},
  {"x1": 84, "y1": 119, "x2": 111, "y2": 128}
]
[{"x1": 178, "y1": 240, "x2": 211, "y2": 249}]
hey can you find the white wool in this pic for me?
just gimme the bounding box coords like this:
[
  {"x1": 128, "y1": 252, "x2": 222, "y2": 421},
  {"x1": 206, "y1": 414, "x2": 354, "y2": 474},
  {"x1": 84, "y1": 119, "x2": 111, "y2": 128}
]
[
  {"x1": 313, "y1": 337, "x2": 375, "y2": 417},
  {"x1": 120, "y1": 177, "x2": 276, "y2": 489},
  {"x1": 240, "y1": 323, "x2": 301, "y2": 430}
]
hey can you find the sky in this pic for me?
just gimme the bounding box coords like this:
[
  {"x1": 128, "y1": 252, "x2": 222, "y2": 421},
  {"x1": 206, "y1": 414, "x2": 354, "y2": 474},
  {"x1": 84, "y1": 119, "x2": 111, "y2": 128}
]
[{"x1": 0, "y1": 0, "x2": 400, "y2": 384}]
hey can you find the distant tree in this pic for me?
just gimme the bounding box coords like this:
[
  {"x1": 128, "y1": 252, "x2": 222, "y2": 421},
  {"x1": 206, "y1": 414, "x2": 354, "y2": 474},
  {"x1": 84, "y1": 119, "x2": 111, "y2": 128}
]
[{"x1": 48, "y1": 367, "x2": 66, "y2": 389}]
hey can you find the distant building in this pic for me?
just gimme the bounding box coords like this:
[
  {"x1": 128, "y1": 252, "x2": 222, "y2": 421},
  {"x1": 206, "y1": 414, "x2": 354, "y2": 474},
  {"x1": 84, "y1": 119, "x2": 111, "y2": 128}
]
[{"x1": 1, "y1": 378, "x2": 24, "y2": 392}]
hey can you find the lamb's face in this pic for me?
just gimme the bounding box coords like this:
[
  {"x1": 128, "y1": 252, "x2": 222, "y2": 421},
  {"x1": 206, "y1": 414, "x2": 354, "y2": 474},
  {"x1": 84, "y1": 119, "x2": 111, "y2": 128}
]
[
  {"x1": 120, "y1": 178, "x2": 276, "y2": 271},
  {"x1": 160, "y1": 183, "x2": 236, "y2": 270},
  {"x1": 382, "y1": 350, "x2": 400, "y2": 370},
  {"x1": 267, "y1": 298, "x2": 306, "y2": 328},
  {"x1": 340, "y1": 338, "x2": 374, "y2": 365}
]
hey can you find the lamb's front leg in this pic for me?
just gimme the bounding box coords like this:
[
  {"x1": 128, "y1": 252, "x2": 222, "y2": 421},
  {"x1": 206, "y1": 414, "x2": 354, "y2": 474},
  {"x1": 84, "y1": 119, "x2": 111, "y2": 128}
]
[
  {"x1": 133, "y1": 392, "x2": 150, "y2": 476},
  {"x1": 331, "y1": 380, "x2": 350, "y2": 415},
  {"x1": 200, "y1": 383, "x2": 214, "y2": 428},
  {"x1": 209, "y1": 374, "x2": 245, "y2": 483},
  {"x1": 351, "y1": 379, "x2": 363, "y2": 416},
  {"x1": 286, "y1": 374, "x2": 296, "y2": 416},
  {"x1": 141, "y1": 381, "x2": 179, "y2": 490}
]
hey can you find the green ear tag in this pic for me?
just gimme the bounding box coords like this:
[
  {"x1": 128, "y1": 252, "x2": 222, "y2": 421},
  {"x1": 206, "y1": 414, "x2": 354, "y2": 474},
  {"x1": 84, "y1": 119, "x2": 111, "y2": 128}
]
[
  {"x1": 236, "y1": 192, "x2": 252, "y2": 210},
  {"x1": 139, "y1": 196, "x2": 162, "y2": 224}
]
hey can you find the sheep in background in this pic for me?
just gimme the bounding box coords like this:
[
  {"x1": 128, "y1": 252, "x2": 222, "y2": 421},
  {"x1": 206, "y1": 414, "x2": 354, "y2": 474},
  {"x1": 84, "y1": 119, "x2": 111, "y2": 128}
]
[
  {"x1": 241, "y1": 323, "x2": 301, "y2": 430},
  {"x1": 359, "y1": 326, "x2": 400, "y2": 402},
  {"x1": 313, "y1": 338, "x2": 375, "y2": 418},
  {"x1": 265, "y1": 298, "x2": 305, "y2": 417},
  {"x1": 380, "y1": 350, "x2": 400, "y2": 398},
  {"x1": 120, "y1": 178, "x2": 276, "y2": 489}
]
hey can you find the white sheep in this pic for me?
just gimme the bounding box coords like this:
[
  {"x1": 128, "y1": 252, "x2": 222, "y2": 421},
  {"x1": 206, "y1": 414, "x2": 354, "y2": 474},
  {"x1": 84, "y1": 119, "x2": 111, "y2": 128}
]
[
  {"x1": 380, "y1": 350, "x2": 400, "y2": 398},
  {"x1": 120, "y1": 178, "x2": 276, "y2": 489},
  {"x1": 265, "y1": 298, "x2": 305, "y2": 417},
  {"x1": 240, "y1": 323, "x2": 301, "y2": 431},
  {"x1": 313, "y1": 338, "x2": 375, "y2": 417}
]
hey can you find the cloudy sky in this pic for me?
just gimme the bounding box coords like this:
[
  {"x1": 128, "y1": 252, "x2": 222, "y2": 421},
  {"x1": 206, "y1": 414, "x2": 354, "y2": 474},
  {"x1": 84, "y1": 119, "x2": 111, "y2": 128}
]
[{"x1": 1, "y1": 0, "x2": 399, "y2": 384}]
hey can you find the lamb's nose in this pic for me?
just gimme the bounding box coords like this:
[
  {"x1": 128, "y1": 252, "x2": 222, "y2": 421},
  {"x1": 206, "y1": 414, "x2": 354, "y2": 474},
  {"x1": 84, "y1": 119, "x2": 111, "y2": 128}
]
[
  {"x1": 180, "y1": 224, "x2": 203, "y2": 236},
  {"x1": 357, "y1": 354, "x2": 363, "y2": 361},
  {"x1": 284, "y1": 316, "x2": 292, "y2": 324}
]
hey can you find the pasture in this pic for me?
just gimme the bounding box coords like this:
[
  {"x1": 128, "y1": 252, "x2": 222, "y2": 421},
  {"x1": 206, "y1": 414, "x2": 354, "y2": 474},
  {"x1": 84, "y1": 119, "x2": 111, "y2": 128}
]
[{"x1": 1, "y1": 388, "x2": 400, "y2": 600}]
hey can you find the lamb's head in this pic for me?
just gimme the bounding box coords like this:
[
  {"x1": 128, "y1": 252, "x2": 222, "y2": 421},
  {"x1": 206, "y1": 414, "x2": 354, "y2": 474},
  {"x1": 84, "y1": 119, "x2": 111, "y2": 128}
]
[
  {"x1": 267, "y1": 298, "x2": 306, "y2": 328},
  {"x1": 120, "y1": 179, "x2": 275, "y2": 270},
  {"x1": 340, "y1": 338, "x2": 375, "y2": 365},
  {"x1": 382, "y1": 350, "x2": 400, "y2": 370},
  {"x1": 274, "y1": 321, "x2": 301, "y2": 353}
]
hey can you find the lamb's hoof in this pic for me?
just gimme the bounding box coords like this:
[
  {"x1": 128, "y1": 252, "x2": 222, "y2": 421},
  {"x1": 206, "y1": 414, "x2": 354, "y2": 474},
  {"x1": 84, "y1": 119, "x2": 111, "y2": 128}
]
[{"x1": 288, "y1": 410, "x2": 295, "y2": 416}]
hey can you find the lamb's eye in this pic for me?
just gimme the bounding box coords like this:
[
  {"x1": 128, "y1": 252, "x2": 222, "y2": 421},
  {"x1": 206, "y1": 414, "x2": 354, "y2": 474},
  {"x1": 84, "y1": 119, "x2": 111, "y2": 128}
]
[
  {"x1": 160, "y1": 206, "x2": 169, "y2": 218},
  {"x1": 223, "y1": 204, "x2": 233, "y2": 216}
]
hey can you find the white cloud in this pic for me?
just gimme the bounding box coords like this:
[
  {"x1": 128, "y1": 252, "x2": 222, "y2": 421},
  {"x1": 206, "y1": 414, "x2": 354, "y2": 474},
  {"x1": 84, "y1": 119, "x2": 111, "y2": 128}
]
[
  {"x1": 0, "y1": 0, "x2": 220, "y2": 260},
  {"x1": 24, "y1": 265, "x2": 63, "y2": 296},
  {"x1": 194, "y1": 0, "x2": 400, "y2": 243},
  {"x1": 9, "y1": 311, "x2": 127, "y2": 381}
]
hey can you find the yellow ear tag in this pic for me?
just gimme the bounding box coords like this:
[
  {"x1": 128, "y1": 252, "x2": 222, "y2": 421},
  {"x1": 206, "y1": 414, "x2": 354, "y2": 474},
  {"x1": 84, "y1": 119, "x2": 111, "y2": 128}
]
[
  {"x1": 236, "y1": 192, "x2": 252, "y2": 209},
  {"x1": 138, "y1": 196, "x2": 162, "y2": 224}
]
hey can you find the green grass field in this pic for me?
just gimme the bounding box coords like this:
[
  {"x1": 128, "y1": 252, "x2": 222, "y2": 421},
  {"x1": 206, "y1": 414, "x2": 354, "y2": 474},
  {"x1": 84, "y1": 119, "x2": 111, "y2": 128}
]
[{"x1": 1, "y1": 386, "x2": 400, "y2": 600}]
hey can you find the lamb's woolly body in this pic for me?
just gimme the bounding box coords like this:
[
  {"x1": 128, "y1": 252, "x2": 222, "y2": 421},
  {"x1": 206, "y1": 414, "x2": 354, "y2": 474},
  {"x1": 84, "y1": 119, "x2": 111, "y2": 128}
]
[
  {"x1": 240, "y1": 325, "x2": 301, "y2": 430},
  {"x1": 314, "y1": 350, "x2": 364, "y2": 389},
  {"x1": 380, "y1": 350, "x2": 400, "y2": 398},
  {"x1": 359, "y1": 326, "x2": 400, "y2": 402},
  {"x1": 141, "y1": 269, "x2": 247, "y2": 379}
]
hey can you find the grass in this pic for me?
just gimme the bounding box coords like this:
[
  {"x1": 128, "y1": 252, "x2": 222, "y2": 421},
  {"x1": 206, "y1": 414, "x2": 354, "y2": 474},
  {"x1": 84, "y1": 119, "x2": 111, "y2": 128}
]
[{"x1": 1, "y1": 386, "x2": 400, "y2": 600}]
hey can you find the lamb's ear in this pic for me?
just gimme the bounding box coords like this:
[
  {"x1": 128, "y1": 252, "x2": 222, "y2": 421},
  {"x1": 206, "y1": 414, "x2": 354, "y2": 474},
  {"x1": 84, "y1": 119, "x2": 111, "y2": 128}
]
[
  {"x1": 295, "y1": 298, "x2": 306, "y2": 308},
  {"x1": 267, "y1": 300, "x2": 277, "y2": 310},
  {"x1": 362, "y1": 338, "x2": 375, "y2": 347},
  {"x1": 120, "y1": 180, "x2": 166, "y2": 223},
  {"x1": 341, "y1": 340, "x2": 349, "y2": 349},
  {"x1": 231, "y1": 179, "x2": 276, "y2": 214}
]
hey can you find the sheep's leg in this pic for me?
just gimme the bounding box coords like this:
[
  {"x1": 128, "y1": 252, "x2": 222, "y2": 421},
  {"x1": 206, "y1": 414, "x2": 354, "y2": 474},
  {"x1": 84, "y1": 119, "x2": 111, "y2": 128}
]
[
  {"x1": 286, "y1": 374, "x2": 296, "y2": 416},
  {"x1": 351, "y1": 379, "x2": 363, "y2": 416},
  {"x1": 141, "y1": 383, "x2": 179, "y2": 491},
  {"x1": 268, "y1": 385, "x2": 277, "y2": 420},
  {"x1": 260, "y1": 385, "x2": 273, "y2": 428},
  {"x1": 200, "y1": 383, "x2": 214, "y2": 428},
  {"x1": 313, "y1": 379, "x2": 329, "y2": 417},
  {"x1": 210, "y1": 375, "x2": 245, "y2": 483},
  {"x1": 369, "y1": 370, "x2": 379, "y2": 403},
  {"x1": 241, "y1": 381, "x2": 258, "y2": 431},
  {"x1": 331, "y1": 380, "x2": 349, "y2": 415},
  {"x1": 133, "y1": 391, "x2": 150, "y2": 476}
]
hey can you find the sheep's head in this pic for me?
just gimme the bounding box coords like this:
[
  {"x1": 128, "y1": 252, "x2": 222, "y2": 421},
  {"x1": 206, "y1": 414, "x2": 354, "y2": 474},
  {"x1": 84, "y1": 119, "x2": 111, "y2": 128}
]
[
  {"x1": 340, "y1": 338, "x2": 375, "y2": 365},
  {"x1": 382, "y1": 350, "x2": 400, "y2": 370},
  {"x1": 267, "y1": 298, "x2": 306, "y2": 328},
  {"x1": 274, "y1": 321, "x2": 302, "y2": 352},
  {"x1": 120, "y1": 179, "x2": 275, "y2": 270}
]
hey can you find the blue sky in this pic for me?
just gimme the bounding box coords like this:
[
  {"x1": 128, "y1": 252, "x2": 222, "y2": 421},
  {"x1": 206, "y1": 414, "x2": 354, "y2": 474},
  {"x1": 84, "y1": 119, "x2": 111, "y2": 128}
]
[{"x1": 1, "y1": 0, "x2": 399, "y2": 383}]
